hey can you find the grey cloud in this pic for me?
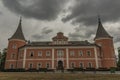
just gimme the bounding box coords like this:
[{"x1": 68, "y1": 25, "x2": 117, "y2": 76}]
[
  {"x1": 32, "y1": 27, "x2": 53, "y2": 40},
  {"x1": 0, "y1": 11, "x2": 2, "y2": 15},
  {"x1": 41, "y1": 27, "x2": 53, "y2": 34},
  {"x1": 62, "y1": 0, "x2": 120, "y2": 26},
  {"x1": 68, "y1": 26, "x2": 95, "y2": 40},
  {"x1": 2, "y1": 0, "x2": 67, "y2": 21},
  {"x1": 114, "y1": 37, "x2": 120, "y2": 43}
]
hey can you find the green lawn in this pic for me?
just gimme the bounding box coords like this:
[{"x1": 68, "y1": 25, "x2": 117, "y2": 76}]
[{"x1": 0, "y1": 72, "x2": 120, "y2": 80}]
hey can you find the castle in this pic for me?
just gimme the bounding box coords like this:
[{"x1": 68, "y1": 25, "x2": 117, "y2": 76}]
[{"x1": 5, "y1": 17, "x2": 116, "y2": 70}]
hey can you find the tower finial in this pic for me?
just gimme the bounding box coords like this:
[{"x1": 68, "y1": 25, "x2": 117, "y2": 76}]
[
  {"x1": 98, "y1": 15, "x2": 101, "y2": 23},
  {"x1": 9, "y1": 17, "x2": 25, "y2": 40},
  {"x1": 20, "y1": 16, "x2": 22, "y2": 23}
]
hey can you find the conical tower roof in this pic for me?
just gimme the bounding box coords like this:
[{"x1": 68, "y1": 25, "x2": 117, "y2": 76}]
[
  {"x1": 9, "y1": 17, "x2": 25, "y2": 41},
  {"x1": 94, "y1": 17, "x2": 112, "y2": 40}
]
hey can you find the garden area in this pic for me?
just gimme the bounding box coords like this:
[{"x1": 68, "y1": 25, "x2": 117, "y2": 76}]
[{"x1": 0, "y1": 72, "x2": 120, "y2": 80}]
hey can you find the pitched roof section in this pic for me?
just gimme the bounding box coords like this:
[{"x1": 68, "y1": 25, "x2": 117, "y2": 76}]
[
  {"x1": 9, "y1": 17, "x2": 25, "y2": 41},
  {"x1": 94, "y1": 17, "x2": 112, "y2": 40},
  {"x1": 24, "y1": 40, "x2": 95, "y2": 47}
]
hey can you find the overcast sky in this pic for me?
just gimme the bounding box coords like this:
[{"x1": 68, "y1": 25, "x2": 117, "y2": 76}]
[{"x1": 0, "y1": 0, "x2": 120, "y2": 54}]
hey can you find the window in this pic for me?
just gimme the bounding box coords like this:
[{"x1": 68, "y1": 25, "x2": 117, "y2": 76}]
[
  {"x1": 37, "y1": 63, "x2": 42, "y2": 69},
  {"x1": 11, "y1": 54, "x2": 15, "y2": 59},
  {"x1": 46, "y1": 63, "x2": 50, "y2": 68},
  {"x1": 38, "y1": 51, "x2": 42, "y2": 56},
  {"x1": 29, "y1": 63, "x2": 33, "y2": 69},
  {"x1": 87, "y1": 50, "x2": 91, "y2": 56},
  {"x1": 70, "y1": 51, "x2": 74, "y2": 56},
  {"x1": 10, "y1": 64, "x2": 14, "y2": 69},
  {"x1": 57, "y1": 50, "x2": 64, "y2": 57},
  {"x1": 46, "y1": 51, "x2": 50, "y2": 56},
  {"x1": 12, "y1": 44, "x2": 17, "y2": 49},
  {"x1": 71, "y1": 62, "x2": 75, "y2": 68},
  {"x1": 79, "y1": 63, "x2": 83, "y2": 68},
  {"x1": 30, "y1": 51, "x2": 34, "y2": 57},
  {"x1": 79, "y1": 51, "x2": 83, "y2": 56},
  {"x1": 88, "y1": 62, "x2": 92, "y2": 68}
]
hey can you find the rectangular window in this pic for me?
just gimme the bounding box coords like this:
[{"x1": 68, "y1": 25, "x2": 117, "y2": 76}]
[
  {"x1": 70, "y1": 51, "x2": 74, "y2": 56},
  {"x1": 38, "y1": 51, "x2": 42, "y2": 56},
  {"x1": 10, "y1": 64, "x2": 14, "y2": 69},
  {"x1": 46, "y1": 51, "x2": 50, "y2": 56},
  {"x1": 37, "y1": 63, "x2": 42, "y2": 69},
  {"x1": 87, "y1": 50, "x2": 91, "y2": 56},
  {"x1": 12, "y1": 44, "x2": 17, "y2": 49},
  {"x1": 79, "y1": 63, "x2": 83, "y2": 68},
  {"x1": 30, "y1": 51, "x2": 34, "y2": 57},
  {"x1": 11, "y1": 54, "x2": 15, "y2": 59},
  {"x1": 57, "y1": 50, "x2": 64, "y2": 57},
  {"x1": 46, "y1": 63, "x2": 50, "y2": 68},
  {"x1": 71, "y1": 62, "x2": 75, "y2": 68},
  {"x1": 29, "y1": 63, "x2": 33, "y2": 69},
  {"x1": 79, "y1": 51, "x2": 83, "y2": 56},
  {"x1": 88, "y1": 62, "x2": 92, "y2": 68}
]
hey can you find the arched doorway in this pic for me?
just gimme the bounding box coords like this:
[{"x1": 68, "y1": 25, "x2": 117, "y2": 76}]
[{"x1": 57, "y1": 60, "x2": 64, "y2": 70}]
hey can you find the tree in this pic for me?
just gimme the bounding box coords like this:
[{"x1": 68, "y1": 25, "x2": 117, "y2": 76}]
[
  {"x1": 0, "y1": 48, "x2": 7, "y2": 70},
  {"x1": 117, "y1": 47, "x2": 120, "y2": 67},
  {"x1": 0, "y1": 51, "x2": 2, "y2": 69}
]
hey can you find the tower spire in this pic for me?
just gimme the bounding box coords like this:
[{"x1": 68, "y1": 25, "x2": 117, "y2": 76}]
[
  {"x1": 94, "y1": 16, "x2": 112, "y2": 40},
  {"x1": 9, "y1": 17, "x2": 25, "y2": 41}
]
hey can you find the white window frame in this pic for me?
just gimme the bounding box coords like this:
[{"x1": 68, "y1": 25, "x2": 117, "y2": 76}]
[
  {"x1": 70, "y1": 51, "x2": 74, "y2": 56},
  {"x1": 11, "y1": 53, "x2": 15, "y2": 59},
  {"x1": 10, "y1": 64, "x2": 14, "y2": 69},
  {"x1": 12, "y1": 44, "x2": 17, "y2": 49},
  {"x1": 29, "y1": 63, "x2": 33, "y2": 69},
  {"x1": 71, "y1": 62, "x2": 75, "y2": 68},
  {"x1": 87, "y1": 50, "x2": 91, "y2": 56},
  {"x1": 79, "y1": 50, "x2": 83, "y2": 56},
  {"x1": 46, "y1": 51, "x2": 50, "y2": 56},
  {"x1": 37, "y1": 63, "x2": 42, "y2": 69},
  {"x1": 57, "y1": 50, "x2": 64, "y2": 57},
  {"x1": 88, "y1": 62, "x2": 92, "y2": 68},
  {"x1": 38, "y1": 51, "x2": 42, "y2": 56},
  {"x1": 79, "y1": 62, "x2": 84, "y2": 68},
  {"x1": 46, "y1": 62, "x2": 50, "y2": 69},
  {"x1": 30, "y1": 51, "x2": 34, "y2": 57}
]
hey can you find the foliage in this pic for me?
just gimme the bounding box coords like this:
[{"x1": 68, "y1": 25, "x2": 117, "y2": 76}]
[{"x1": 0, "y1": 48, "x2": 7, "y2": 70}]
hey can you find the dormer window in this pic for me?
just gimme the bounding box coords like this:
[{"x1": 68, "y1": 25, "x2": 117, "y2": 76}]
[{"x1": 52, "y1": 32, "x2": 68, "y2": 45}]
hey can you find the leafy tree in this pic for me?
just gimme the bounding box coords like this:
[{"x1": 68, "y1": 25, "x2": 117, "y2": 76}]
[
  {"x1": 0, "y1": 51, "x2": 2, "y2": 69},
  {"x1": 0, "y1": 48, "x2": 7, "y2": 70},
  {"x1": 117, "y1": 48, "x2": 120, "y2": 67}
]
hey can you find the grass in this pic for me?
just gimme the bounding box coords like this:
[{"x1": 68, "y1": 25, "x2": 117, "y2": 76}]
[{"x1": 0, "y1": 72, "x2": 120, "y2": 80}]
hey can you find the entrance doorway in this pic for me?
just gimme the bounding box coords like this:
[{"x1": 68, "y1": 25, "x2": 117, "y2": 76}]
[{"x1": 57, "y1": 60, "x2": 64, "y2": 70}]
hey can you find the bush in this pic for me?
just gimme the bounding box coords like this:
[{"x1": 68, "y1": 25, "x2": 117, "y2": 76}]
[
  {"x1": 38, "y1": 68, "x2": 47, "y2": 72},
  {"x1": 110, "y1": 67, "x2": 116, "y2": 73},
  {"x1": 85, "y1": 68, "x2": 96, "y2": 71},
  {"x1": 97, "y1": 67, "x2": 109, "y2": 71},
  {"x1": 67, "y1": 69, "x2": 74, "y2": 72},
  {"x1": 3, "y1": 68, "x2": 25, "y2": 72},
  {"x1": 27, "y1": 68, "x2": 38, "y2": 72},
  {"x1": 74, "y1": 67, "x2": 83, "y2": 71}
]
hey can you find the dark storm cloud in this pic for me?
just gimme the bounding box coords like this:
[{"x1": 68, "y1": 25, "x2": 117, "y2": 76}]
[
  {"x1": 62, "y1": 0, "x2": 120, "y2": 26},
  {"x1": 68, "y1": 26, "x2": 95, "y2": 40},
  {"x1": 41, "y1": 27, "x2": 53, "y2": 34},
  {"x1": 2, "y1": 0, "x2": 67, "y2": 21},
  {"x1": 32, "y1": 27, "x2": 53, "y2": 40},
  {"x1": 0, "y1": 11, "x2": 2, "y2": 15}
]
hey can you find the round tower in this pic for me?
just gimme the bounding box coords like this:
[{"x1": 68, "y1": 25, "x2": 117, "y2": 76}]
[
  {"x1": 94, "y1": 17, "x2": 116, "y2": 68},
  {"x1": 5, "y1": 17, "x2": 26, "y2": 69}
]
